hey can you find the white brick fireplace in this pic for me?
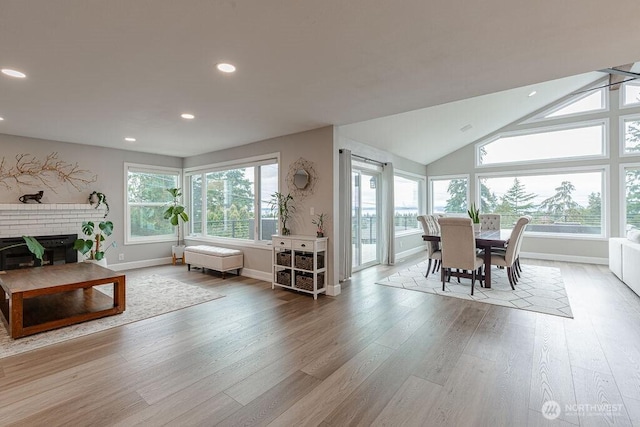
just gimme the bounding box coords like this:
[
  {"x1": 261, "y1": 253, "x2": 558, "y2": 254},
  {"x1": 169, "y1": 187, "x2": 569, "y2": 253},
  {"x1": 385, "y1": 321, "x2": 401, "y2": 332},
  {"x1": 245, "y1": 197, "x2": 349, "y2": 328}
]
[{"x1": 0, "y1": 204, "x2": 107, "y2": 238}]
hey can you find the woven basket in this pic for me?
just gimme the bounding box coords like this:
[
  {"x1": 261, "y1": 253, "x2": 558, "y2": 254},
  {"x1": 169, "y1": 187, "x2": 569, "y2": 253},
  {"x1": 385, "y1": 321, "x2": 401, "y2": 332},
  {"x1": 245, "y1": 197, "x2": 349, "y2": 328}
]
[
  {"x1": 276, "y1": 270, "x2": 291, "y2": 286},
  {"x1": 295, "y1": 272, "x2": 324, "y2": 291},
  {"x1": 276, "y1": 251, "x2": 292, "y2": 266}
]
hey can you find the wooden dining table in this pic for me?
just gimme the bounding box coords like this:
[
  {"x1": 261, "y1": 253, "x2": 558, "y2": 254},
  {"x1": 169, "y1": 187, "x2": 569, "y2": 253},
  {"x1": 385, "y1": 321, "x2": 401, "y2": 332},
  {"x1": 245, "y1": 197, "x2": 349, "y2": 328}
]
[{"x1": 422, "y1": 229, "x2": 511, "y2": 288}]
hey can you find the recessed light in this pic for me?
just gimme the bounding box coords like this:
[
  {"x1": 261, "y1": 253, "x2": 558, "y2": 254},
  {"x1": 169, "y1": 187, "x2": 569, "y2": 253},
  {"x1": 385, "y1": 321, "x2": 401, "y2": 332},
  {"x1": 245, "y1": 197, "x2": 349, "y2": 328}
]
[
  {"x1": 1, "y1": 68, "x2": 27, "y2": 78},
  {"x1": 0, "y1": 117, "x2": 4, "y2": 121},
  {"x1": 216, "y1": 63, "x2": 236, "y2": 73},
  {"x1": 528, "y1": 90, "x2": 537, "y2": 97},
  {"x1": 124, "y1": 137, "x2": 136, "y2": 142},
  {"x1": 460, "y1": 124, "x2": 473, "y2": 132},
  {"x1": 181, "y1": 113, "x2": 195, "y2": 120}
]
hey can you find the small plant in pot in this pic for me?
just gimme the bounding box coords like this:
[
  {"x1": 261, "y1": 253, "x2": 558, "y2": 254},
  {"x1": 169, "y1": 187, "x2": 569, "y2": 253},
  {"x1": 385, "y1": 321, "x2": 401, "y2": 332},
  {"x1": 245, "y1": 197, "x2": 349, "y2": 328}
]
[
  {"x1": 312, "y1": 213, "x2": 327, "y2": 237},
  {"x1": 269, "y1": 192, "x2": 295, "y2": 236},
  {"x1": 88, "y1": 191, "x2": 109, "y2": 218},
  {"x1": 164, "y1": 187, "x2": 189, "y2": 262},
  {"x1": 467, "y1": 202, "x2": 481, "y2": 233},
  {"x1": 73, "y1": 220, "x2": 115, "y2": 267}
]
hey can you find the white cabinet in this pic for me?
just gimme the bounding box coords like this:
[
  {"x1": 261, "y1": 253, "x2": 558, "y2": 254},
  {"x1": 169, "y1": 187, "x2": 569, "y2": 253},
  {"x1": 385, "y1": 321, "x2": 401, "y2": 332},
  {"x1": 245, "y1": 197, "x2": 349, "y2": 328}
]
[{"x1": 272, "y1": 235, "x2": 327, "y2": 299}]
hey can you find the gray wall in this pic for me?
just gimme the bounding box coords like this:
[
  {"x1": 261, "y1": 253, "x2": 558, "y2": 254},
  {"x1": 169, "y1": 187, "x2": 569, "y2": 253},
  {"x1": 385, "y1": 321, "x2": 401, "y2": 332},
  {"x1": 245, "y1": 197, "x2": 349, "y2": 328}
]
[
  {"x1": 184, "y1": 126, "x2": 335, "y2": 284},
  {"x1": 427, "y1": 89, "x2": 640, "y2": 263},
  {"x1": 0, "y1": 133, "x2": 182, "y2": 266}
]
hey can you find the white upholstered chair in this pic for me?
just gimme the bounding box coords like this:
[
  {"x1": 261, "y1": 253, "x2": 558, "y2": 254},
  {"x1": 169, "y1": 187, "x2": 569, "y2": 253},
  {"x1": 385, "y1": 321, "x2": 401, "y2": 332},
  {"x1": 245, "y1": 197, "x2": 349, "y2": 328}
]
[
  {"x1": 489, "y1": 215, "x2": 530, "y2": 289},
  {"x1": 438, "y1": 217, "x2": 484, "y2": 295},
  {"x1": 418, "y1": 215, "x2": 441, "y2": 277},
  {"x1": 480, "y1": 214, "x2": 501, "y2": 231}
]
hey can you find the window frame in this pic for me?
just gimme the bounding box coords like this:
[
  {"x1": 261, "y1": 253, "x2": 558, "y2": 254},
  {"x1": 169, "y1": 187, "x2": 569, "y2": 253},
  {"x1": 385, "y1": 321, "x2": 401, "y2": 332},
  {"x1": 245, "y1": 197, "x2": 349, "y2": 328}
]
[
  {"x1": 476, "y1": 165, "x2": 609, "y2": 240},
  {"x1": 526, "y1": 85, "x2": 608, "y2": 123},
  {"x1": 619, "y1": 113, "x2": 640, "y2": 158},
  {"x1": 620, "y1": 80, "x2": 640, "y2": 110},
  {"x1": 124, "y1": 163, "x2": 182, "y2": 245},
  {"x1": 428, "y1": 174, "x2": 470, "y2": 216},
  {"x1": 183, "y1": 153, "x2": 280, "y2": 246},
  {"x1": 393, "y1": 170, "x2": 426, "y2": 236},
  {"x1": 475, "y1": 119, "x2": 610, "y2": 168},
  {"x1": 620, "y1": 162, "x2": 640, "y2": 236}
]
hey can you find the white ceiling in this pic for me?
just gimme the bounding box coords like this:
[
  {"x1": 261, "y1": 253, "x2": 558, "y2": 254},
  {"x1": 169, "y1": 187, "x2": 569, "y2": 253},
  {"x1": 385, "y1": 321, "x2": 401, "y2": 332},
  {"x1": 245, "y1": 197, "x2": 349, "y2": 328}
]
[{"x1": 1, "y1": 1, "x2": 639, "y2": 162}]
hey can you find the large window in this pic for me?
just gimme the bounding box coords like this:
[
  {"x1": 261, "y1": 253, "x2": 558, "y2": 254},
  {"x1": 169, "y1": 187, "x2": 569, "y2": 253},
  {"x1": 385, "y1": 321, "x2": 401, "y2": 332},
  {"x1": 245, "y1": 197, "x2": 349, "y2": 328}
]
[
  {"x1": 621, "y1": 115, "x2": 640, "y2": 155},
  {"x1": 186, "y1": 156, "x2": 278, "y2": 242},
  {"x1": 429, "y1": 175, "x2": 468, "y2": 215},
  {"x1": 477, "y1": 121, "x2": 607, "y2": 166},
  {"x1": 126, "y1": 164, "x2": 180, "y2": 244},
  {"x1": 479, "y1": 168, "x2": 605, "y2": 236},
  {"x1": 623, "y1": 164, "x2": 640, "y2": 231},
  {"x1": 393, "y1": 173, "x2": 424, "y2": 233},
  {"x1": 543, "y1": 89, "x2": 606, "y2": 119}
]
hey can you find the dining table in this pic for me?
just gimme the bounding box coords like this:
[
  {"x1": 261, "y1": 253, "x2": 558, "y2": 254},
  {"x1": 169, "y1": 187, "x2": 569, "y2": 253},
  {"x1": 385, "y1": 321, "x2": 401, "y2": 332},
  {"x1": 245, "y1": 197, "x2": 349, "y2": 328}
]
[{"x1": 422, "y1": 229, "x2": 511, "y2": 288}]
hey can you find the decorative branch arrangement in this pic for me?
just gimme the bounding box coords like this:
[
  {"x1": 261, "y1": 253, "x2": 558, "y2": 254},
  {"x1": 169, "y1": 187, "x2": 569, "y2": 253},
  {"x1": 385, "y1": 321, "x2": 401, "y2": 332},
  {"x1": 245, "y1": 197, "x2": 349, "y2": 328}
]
[{"x1": 0, "y1": 152, "x2": 97, "y2": 192}]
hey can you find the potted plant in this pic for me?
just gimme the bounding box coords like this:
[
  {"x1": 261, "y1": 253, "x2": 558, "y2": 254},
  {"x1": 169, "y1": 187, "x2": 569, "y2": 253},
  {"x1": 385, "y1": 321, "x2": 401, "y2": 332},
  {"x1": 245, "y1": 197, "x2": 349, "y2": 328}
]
[
  {"x1": 312, "y1": 212, "x2": 327, "y2": 237},
  {"x1": 88, "y1": 191, "x2": 109, "y2": 218},
  {"x1": 269, "y1": 192, "x2": 295, "y2": 235},
  {"x1": 164, "y1": 187, "x2": 189, "y2": 261},
  {"x1": 467, "y1": 202, "x2": 481, "y2": 233},
  {"x1": 73, "y1": 220, "x2": 115, "y2": 267}
]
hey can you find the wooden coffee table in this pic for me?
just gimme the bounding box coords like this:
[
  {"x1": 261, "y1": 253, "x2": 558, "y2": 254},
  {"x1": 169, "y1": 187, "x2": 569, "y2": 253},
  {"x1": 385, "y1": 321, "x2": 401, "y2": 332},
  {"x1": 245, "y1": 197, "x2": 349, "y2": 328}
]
[{"x1": 0, "y1": 262, "x2": 125, "y2": 339}]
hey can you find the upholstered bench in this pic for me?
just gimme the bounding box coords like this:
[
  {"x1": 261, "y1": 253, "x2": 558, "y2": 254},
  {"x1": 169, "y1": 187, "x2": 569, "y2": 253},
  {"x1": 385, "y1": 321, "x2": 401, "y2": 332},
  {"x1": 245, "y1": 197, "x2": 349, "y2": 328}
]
[{"x1": 184, "y1": 245, "x2": 243, "y2": 278}]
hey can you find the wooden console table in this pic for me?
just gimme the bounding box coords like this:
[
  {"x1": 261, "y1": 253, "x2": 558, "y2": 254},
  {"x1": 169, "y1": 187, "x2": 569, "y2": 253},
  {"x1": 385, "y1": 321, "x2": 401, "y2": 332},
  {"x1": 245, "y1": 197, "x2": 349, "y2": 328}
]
[{"x1": 0, "y1": 262, "x2": 126, "y2": 339}]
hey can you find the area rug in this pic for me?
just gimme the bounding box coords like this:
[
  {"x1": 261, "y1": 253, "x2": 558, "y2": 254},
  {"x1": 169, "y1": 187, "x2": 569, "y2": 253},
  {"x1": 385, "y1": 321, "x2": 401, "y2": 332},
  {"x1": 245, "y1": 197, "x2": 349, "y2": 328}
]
[
  {"x1": 377, "y1": 262, "x2": 573, "y2": 318},
  {"x1": 0, "y1": 274, "x2": 225, "y2": 359}
]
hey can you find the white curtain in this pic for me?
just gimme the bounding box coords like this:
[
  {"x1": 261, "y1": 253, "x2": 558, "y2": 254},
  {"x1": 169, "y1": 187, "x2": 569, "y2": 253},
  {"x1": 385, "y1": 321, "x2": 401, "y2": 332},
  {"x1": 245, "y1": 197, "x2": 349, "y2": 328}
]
[
  {"x1": 338, "y1": 149, "x2": 352, "y2": 281},
  {"x1": 380, "y1": 162, "x2": 395, "y2": 265}
]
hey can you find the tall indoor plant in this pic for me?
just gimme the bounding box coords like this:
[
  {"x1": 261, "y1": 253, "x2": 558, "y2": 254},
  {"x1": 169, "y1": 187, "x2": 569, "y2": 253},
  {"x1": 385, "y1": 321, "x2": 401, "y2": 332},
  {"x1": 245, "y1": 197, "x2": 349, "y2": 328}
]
[
  {"x1": 270, "y1": 192, "x2": 294, "y2": 235},
  {"x1": 164, "y1": 187, "x2": 189, "y2": 260},
  {"x1": 467, "y1": 202, "x2": 481, "y2": 233}
]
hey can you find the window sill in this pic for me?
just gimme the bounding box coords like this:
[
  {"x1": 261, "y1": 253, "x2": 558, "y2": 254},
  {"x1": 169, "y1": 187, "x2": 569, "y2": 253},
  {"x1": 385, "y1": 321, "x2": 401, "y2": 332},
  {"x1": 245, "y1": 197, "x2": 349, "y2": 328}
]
[
  {"x1": 395, "y1": 229, "x2": 423, "y2": 238},
  {"x1": 185, "y1": 235, "x2": 273, "y2": 251}
]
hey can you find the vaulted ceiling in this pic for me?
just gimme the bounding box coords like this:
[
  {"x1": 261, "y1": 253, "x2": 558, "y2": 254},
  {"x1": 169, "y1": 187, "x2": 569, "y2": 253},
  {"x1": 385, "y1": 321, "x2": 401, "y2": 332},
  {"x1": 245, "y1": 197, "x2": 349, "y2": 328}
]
[{"x1": 1, "y1": 1, "x2": 639, "y2": 162}]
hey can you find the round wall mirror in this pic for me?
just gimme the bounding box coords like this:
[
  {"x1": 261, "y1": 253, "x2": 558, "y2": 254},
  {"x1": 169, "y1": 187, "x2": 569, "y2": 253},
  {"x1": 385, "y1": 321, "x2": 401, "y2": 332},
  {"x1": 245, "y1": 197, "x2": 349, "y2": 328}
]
[{"x1": 293, "y1": 169, "x2": 309, "y2": 189}]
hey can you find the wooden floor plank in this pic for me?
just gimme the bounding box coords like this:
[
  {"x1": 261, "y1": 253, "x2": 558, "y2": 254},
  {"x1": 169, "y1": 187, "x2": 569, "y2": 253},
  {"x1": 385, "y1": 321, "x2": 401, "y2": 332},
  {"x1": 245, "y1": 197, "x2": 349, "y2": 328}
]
[{"x1": 1, "y1": 258, "x2": 640, "y2": 426}]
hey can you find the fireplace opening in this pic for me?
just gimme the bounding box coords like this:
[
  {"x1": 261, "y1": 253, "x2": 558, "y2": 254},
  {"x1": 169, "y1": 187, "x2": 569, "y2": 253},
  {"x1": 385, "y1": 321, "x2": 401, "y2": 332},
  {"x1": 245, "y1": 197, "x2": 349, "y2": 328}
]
[{"x1": 0, "y1": 234, "x2": 78, "y2": 271}]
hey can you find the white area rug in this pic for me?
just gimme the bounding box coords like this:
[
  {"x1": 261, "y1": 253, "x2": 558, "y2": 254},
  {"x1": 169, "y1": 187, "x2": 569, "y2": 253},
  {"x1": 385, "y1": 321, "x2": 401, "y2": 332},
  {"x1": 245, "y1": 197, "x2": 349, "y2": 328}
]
[
  {"x1": 377, "y1": 262, "x2": 573, "y2": 318},
  {"x1": 0, "y1": 274, "x2": 225, "y2": 359}
]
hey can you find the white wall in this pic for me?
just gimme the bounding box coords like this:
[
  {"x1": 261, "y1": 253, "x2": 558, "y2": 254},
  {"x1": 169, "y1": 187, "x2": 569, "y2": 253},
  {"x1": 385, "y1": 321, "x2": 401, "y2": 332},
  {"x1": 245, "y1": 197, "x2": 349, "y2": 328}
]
[{"x1": 427, "y1": 89, "x2": 640, "y2": 264}]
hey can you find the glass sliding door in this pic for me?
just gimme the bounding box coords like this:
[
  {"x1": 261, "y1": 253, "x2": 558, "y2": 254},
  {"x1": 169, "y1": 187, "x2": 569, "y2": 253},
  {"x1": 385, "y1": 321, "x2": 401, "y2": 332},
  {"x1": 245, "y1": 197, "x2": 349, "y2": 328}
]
[{"x1": 352, "y1": 166, "x2": 381, "y2": 271}]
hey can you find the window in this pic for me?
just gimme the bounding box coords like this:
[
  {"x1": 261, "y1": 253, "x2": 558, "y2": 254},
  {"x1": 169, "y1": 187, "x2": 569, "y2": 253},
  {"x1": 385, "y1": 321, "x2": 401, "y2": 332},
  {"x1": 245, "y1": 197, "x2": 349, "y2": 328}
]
[
  {"x1": 477, "y1": 121, "x2": 607, "y2": 166},
  {"x1": 623, "y1": 164, "x2": 640, "y2": 231},
  {"x1": 126, "y1": 164, "x2": 181, "y2": 244},
  {"x1": 622, "y1": 81, "x2": 640, "y2": 107},
  {"x1": 186, "y1": 156, "x2": 278, "y2": 243},
  {"x1": 393, "y1": 173, "x2": 424, "y2": 233},
  {"x1": 429, "y1": 175, "x2": 468, "y2": 215},
  {"x1": 479, "y1": 168, "x2": 605, "y2": 237},
  {"x1": 621, "y1": 115, "x2": 640, "y2": 155},
  {"x1": 544, "y1": 89, "x2": 606, "y2": 118}
]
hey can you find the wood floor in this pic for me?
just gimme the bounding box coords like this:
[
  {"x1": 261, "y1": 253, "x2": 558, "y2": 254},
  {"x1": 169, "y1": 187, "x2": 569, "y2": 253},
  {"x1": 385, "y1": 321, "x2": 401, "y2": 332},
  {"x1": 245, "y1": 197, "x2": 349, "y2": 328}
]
[{"x1": 1, "y1": 255, "x2": 640, "y2": 426}]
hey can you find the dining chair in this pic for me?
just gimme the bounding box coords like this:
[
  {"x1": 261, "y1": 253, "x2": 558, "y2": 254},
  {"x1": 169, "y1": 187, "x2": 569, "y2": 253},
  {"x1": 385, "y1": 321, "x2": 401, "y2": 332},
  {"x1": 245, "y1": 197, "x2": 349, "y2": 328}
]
[
  {"x1": 488, "y1": 216, "x2": 530, "y2": 289},
  {"x1": 438, "y1": 217, "x2": 484, "y2": 295},
  {"x1": 418, "y1": 215, "x2": 441, "y2": 277},
  {"x1": 480, "y1": 214, "x2": 501, "y2": 231},
  {"x1": 512, "y1": 215, "x2": 531, "y2": 279}
]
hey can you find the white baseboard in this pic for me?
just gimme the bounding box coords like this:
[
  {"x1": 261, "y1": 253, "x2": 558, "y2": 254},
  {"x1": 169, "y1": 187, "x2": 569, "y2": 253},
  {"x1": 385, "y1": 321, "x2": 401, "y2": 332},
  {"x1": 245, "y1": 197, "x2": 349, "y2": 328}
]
[
  {"x1": 327, "y1": 283, "x2": 341, "y2": 296},
  {"x1": 520, "y1": 251, "x2": 608, "y2": 265},
  {"x1": 395, "y1": 245, "x2": 426, "y2": 261},
  {"x1": 109, "y1": 257, "x2": 173, "y2": 271},
  {"x1": 240, "y1": 268, "x2": 272, "y2": 282}
]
